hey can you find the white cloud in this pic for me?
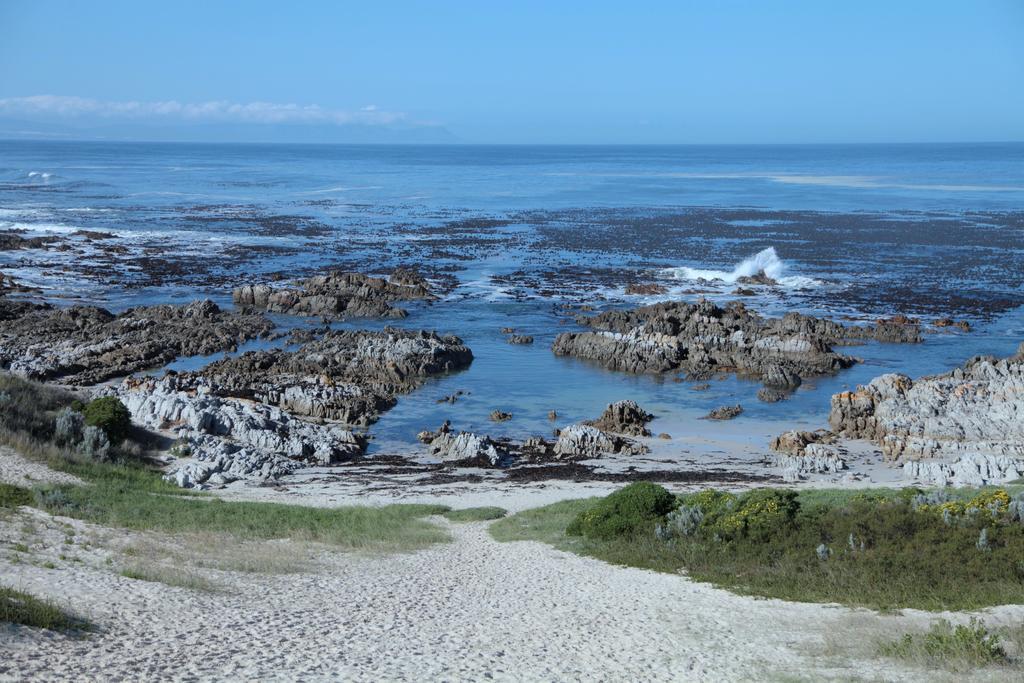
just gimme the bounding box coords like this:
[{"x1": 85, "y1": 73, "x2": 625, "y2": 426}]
[{"x1": 0, "y1": 95, "x2": 407, "y2": 126}]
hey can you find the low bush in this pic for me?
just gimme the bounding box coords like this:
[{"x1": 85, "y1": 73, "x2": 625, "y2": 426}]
[
  {"x1": 496, "y1": 485, "x2": 1024, "y2": 610},
  {"x1": 566, "y1": 481, "x2": 676, "y2": 540},
  {"x1": 0, "y1": 483, "x2": 33, "y2": 508},
  {"x1": 0, "y1": 373, "x2": 78, "y2": 440},
  {"x1": 81, "y1": 396, "x2": 131, "y2": 445},
  {"x1": 879, "y1": 618, "x2": 1008, "y2": 671}
]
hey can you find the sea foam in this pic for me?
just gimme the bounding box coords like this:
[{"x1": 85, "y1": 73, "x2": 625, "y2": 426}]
[{"x1": 661, "y1": 247, "x2": 819, "y2": 288}]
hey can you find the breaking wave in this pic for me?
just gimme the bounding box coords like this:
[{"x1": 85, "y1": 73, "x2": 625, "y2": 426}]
[{"x1": 660, "y1": 247, "x2": 819, "y2": 288}]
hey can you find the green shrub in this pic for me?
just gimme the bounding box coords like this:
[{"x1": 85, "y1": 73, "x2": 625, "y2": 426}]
[
  {"x1": 0, "y1": 483, "x2": 33, "y2": 508},
  {"x1": 567, "y1": 482, "x2": 676, "y2": 540},
  {"x1": 879, "y1": 618, "x2": 1008, "y2": 671},
  {"x1": 82, "y1": 396, "x2": 131, "y2": 445},
  {"x1": 704, "y1": 488, "x2": 800, "y2": 541}
]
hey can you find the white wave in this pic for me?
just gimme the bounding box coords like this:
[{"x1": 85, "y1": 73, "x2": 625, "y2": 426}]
[
  {"x1": 27, "y1": 171, "x2": 53, "y2": 179},
  {"x1": 660, "y1": 247, "x2": 819, "y2": 288},
  {"x1": 0, "y1": 221, "x2": 84, "y2": 235}
]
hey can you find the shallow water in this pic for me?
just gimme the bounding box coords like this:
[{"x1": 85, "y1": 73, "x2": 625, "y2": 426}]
[{"x1": 2, "y1": 141, "x2": 1022, "y2": 454}]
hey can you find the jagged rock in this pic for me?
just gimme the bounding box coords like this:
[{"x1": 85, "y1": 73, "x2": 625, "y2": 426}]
[
  {"x1": 552, "y1": 424, "x2": 647, "y2": 458},
  {"x1": 770, "y1": 429, "x2": 837, "y2": 456},
  {"x1": 735, "y1": 270, "x2": 777, "y2": 286},
  {"x1": 768, "y1": 429, "x2": 845, "y2": 479},
  {"x1": 625, "y1": 283, "x2": 668, "y2": 295},
  {"x1": 109, "y1": 375, "x2": 367, "y2": 489},
  {"x1": 757, "y1": 388, "x2": 789, "y2": 403},
  {"x1": 705, "y1": 405, "x2": 743, "y2": 420},
  {"x1": 829, "y1": 351, "x2": 1024, "y2": 464},
  {"x1": 771, "y1": 445, "x2": 846, "y2": 479},
  {"x1": 429, "y1": 431, "x2": 505, "y2": 466},
  {"x1": 933, "y1": 318, "x2": 971, "y2": 332},
  {"x1": 490, "y1": 410, "x2": 512, "y2": 422},
  {"x1": 167, "y1": 328, "x2": 472, "y2": 426},
  {"x1": 552, "y1": 300, "x2": 861, "y2": 384},
  {"x1": 547, "y1": 410, "x2": 558, "y2": 421},
  {"x1": 507, "y1": 335, "x2": 534, "y2": 345},
  {"x1": 657, "y1": 433, "x2": 672, "y2": 440},
  {"x1": 903, "y1": 454, "x2": 1024, "y2": 487},
  {"x1": 586, "y1": 400, "x2": 654, "y2": 436},
  {"x1": 233, "y1": 270, "x2": 433, "y2": 319},
  {"x1": 0, "y1": 299, "x2": 273, "y2": 385}
]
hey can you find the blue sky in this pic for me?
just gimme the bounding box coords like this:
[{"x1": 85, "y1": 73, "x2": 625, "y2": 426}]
[{"x1": 0, "y1": 0, "x2": 1022, "y2": 143}]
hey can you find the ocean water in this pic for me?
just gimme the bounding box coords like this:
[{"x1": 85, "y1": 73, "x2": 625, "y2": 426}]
[{"x1": 2, "y1": 141, "x2": 1023, "y2": 454}]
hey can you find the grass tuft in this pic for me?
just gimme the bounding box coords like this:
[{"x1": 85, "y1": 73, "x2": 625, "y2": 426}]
[
  {"x1": 119, "y1": 562, "x2": 220, "y2": 592},
  {"x1": 0, "y1": 585, "x2": 87, "y2": 632},
  {"x1": 442, "y1": 507, "x2": 508, "y2": 523}
]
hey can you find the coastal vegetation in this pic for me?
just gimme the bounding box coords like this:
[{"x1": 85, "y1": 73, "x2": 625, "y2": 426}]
[
  {"x1": 491, "y1": 482, "x2": 1024, "y2": 611},
  {"x1": 0, "y1": 585, "x2": 88, "y2": 633}
]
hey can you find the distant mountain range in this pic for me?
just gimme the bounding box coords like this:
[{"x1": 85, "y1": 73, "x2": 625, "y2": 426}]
[{"x1": 0, "y1": 117, "x2": 459, "y2": 144}]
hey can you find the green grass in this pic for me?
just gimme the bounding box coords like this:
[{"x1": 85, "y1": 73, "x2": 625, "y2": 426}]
[
  {"x1": 33, "y1": 474, "x2": 451, "y2": 552},
  {"x1": 0, "y1": 585, "x2": 87, "y2": 632},
  {"x1": 491, "y1": 487, "x2": 1024, "y2": 611},
  {"x1": 442, "y1": 507, "x2": 508, "y2": 522}
]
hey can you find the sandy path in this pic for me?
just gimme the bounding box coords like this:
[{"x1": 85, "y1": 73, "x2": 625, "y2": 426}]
[
  {"x1": 0, "y1": 446, "x2": 83, "y2": 488},
  {"x1": 6, "y1": 511, "x2": 1014, "y2": 682}
]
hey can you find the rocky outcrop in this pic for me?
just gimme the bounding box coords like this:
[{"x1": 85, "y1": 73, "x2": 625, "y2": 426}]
[
  {"x1": 428, "y1": 429, "x2": 506, "y2": 467},
  {"x1": 586, "y1": 400, "x2": 653, "y2": 436},
  {"x1": 705, "y1": 405, "x2": 743, "y2": 420},
  {"x1": 625, "y1": 283, "x2": 668, "y2": 296},
  {"x1": 769, "y1": 429, "x2": 845, "y2": 480},
  {"x1": 0, "y1": 299, "x2": 273, "y2": 385},
  {"x1": 507, "y1": 335, "x2": 534, "y2": 345},
  {"x1": 552, "y1": 424, "x2": 647, "y2": 458},
  {"x1": 166, "y1": 328, "x2": 473, "y2": 426},
  {"x1": 552, "y1": 300, "x2": 862, "y2": 391},
  {"x1": 903, "y1": 455, "x2": 1024, "y2": 487},
  {"x1": 233, "y1": 270, "x2": 433, "y2": 319},
  {"x1": 770, "y1": 429, "x2": 837, "y2": 455},
  {"x1": 829, "y1": 347, "x2": 1024, "y2": 474},
  {"x1": 110, "y1": 375, "x2": 367, "y2": 489}
]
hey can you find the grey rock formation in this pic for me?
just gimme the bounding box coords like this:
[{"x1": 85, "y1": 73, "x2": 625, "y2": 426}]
[
  {"x1": 0, "y1": 299, "x2": 273, "y2": 385},
  {"x1": 552, "y1": 424, "x2": 647, "y2": 458},
  {"x1": 110, "y1": 375, "x2": 367, "y2": 489},
  {"x1": 769, "y1": 429, "x2": 846, "y2": 480},
  {"x1": 428, "y1": 430, "x2": 505, "y2": 467},
  {"x1": 167, "y1": 327, "x2": 473, "y2": 426},
  {"x1": 586, "y1": 400, "x2": 654, "y2": 436},
  {"x1": 233, "y1": 270, "x2": 433, "y2": 319},
  {"x1": 829, "y1": 349, "x2": 1024, "y2": 480},
  {"x1": 770, "y1": 429, "x2": 837, "y2": 455},
  {"x1": 552, "y1": 300, "x2": 863, "y2": 385},
  {"x1": 705, "y1": 404, "x2": 743, "y2": 420},
  {"x1": 903, "y1": 454, "x2": 1024, "y2": 487}
]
